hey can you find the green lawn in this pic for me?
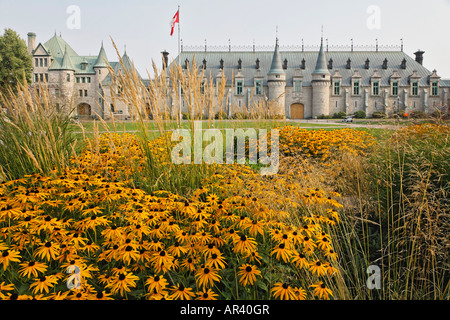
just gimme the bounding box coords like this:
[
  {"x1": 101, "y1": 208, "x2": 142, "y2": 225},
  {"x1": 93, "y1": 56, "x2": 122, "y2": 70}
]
[{"x1": 72, "y1": 119, "x2": 345, "y2": 133}]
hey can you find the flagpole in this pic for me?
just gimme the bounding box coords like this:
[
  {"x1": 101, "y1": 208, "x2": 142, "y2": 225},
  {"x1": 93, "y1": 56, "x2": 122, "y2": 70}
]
[{"x1": 177, "y1": 5, "x2": 182, "y2": 126}]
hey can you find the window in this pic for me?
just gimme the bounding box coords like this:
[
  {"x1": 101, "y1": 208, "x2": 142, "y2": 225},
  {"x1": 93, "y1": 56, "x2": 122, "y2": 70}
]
[
  {"x1": 76, "y1": 77, "x2": 80, "y2": 83},
  {"x1": 81, "y1": 77, "x2": 86, "y2": 84},
  {"x1": 67, "y1": 73, "x2": 71, "y2": 82},
  {"x1": 392, "y1": 81, "x2": 399, "y2": 96},
  {"x1": 294, "y1": 80, "x2": 302, "y2": 93},
  {"x1": 87, "y1": 77, "x2": 91, "y2": 83},
  {"x1": 236, "y1": 80, "x2": 243, "y2": 95},
  {"x1": 432, "y1": 81, "x2": 439, "y2": 96},
  {"x1": 110, "y1": 104, "x2": 115, "y2": 112},
  {"x1": 200, "y1": 81, "x2": 205, "y2": 95},
  {"x1": 39, "y1": 58, "x2": 43, "y2": 67},
  {"x1": 412, "y1": 81, "x2": 419, "y2": 96},
  {"x1": 99, "y1": 70, "x2": 102, "y2": 75},
  {"x1": 255, "y1": 80, "x2": 262, "y2": 95},
  {"x1": 333, "y1": 81, "x2": 340, "y2": 95},
  {"x1": 34, "y1": 74, "x2": 38, "y2": 82},
  {"x1": 44, "y1": 59, "x2": 48, "y2": 67},
  {"x1": 45, "y1": 74, "x2": 48, "y2": 82},
  {"x1": 372, "y1": 81, "x2": 379, "y2": 96},
  {"x1": 39, "y1": 74, "x2": 44, "y2": 82},
  {"x1": 35, "y1": 58, "x2": 39, "y2": 67},
  {"x1": 353, "y1": 81, "x2": 360, "y2": 95},
  {"x1": 79, "y1": 90, "x2": 83, "y2": 97},
  {"x1": 84, "y1": 90, "x2": 88, "y2": 97}
]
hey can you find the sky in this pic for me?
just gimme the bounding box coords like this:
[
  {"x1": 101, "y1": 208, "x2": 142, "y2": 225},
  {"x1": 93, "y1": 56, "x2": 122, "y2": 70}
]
[{"x1": 1, "y1": 0, "x2": 449, "y2": 78}]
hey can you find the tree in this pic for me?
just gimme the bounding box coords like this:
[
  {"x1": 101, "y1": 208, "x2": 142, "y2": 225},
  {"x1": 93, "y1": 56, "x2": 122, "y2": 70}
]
[{"x1": 0, "y1": 28, "x2": 33, "y2": 93}]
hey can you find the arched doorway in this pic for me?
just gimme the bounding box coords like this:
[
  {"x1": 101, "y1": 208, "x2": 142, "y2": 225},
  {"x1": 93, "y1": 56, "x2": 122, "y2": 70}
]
[
  {"x1": 77, "y1": 103, "x2": 92, "y2": 116},
  {"x1": 290, "y1": 103, "x2": 304, "y2": 119}
]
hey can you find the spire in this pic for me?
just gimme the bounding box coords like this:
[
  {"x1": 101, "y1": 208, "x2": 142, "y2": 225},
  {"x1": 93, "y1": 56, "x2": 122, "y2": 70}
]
[
  {"x1": 268, "y1": 38, "x2": 285, "y2": 75},
  {"x1": 60, "y1": 45, "x2": 75, "y2": 70},
  {"x1": 94, "y1": 42, "x2": 109, "y2": 68},
  {"x1": 312, "y1": 36, "x2": 330, "y2": 75}
]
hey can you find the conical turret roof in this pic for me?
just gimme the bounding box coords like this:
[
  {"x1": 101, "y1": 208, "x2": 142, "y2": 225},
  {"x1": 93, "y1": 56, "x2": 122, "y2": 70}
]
[
  {"x1": 268, "y1": 39, "x2": 285, "y2": 75},
  {"x1": 60, "y1": 46, "x2": 75, "y2": 70},
  {"x1": 312, "y1": 38, "x2": 330, "y2": 75},
  {"x1": 94, "y1": 42, "x2": 109, "y2": 68}
]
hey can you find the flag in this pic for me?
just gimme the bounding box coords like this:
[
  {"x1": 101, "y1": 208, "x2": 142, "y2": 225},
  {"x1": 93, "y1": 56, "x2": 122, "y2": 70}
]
[{"x1": 170, "y1": 10, "x2": 179, "y2": 36}]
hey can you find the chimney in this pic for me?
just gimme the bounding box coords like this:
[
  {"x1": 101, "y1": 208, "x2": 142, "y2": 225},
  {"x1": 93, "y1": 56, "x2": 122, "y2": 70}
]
[
  {"x1": 414, "y1": 50, "x2": 425, "y2": 65},
  {"x1": 161, "y1": 50, "x2": 169, "y2": 69},
  {"x1": 27, "y1": 32, "x2": 36, "y2": 55}
]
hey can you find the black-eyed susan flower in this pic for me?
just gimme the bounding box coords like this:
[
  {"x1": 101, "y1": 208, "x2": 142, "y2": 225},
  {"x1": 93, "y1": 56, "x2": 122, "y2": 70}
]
[
  {"x1": 0, "y1": 249, "x2": 21, "y2": 271},
  {"x1": 309, "y1": 260, "x2": 328, "y2": 277},
  {"x1": 271, "y1": 282, "x2": 296, "y2": 300},
  {"x1": 311, "y1": 281, "x2": 333, "y2": 300},
  {"x1": 18, "y1": 261, "x2": 48, "y2": 278},
  {"x1": 233, "y1": 234, "x2": 257, "y2": 254},
  {"x1": 169, "y1": 283, "x2": 196, "y2": 300},
  {"x1": 237, "y1": 264, "x2": 262, "y2": 286},
  {"x1": 29, "y1": 275, "x2": 59, "y2": 294},
  {"x1": 34, "y1": 241, "x2": 60, "y2": 262},
  {"x1": 180, "y1": 257, "x2": 197, "y2": 272},
  {"x1": 195, "y1": 266, "x2": 221, "y2": 289},
  {"x1": 205, "y1": 252, "x2": 227, "y2": 270},
  {"x1": 106, "y1": 272, "x2": 139, "y2": 297},
  {"x1": 196, "y1": 288, "x2": 219, "y2": 300},
  {"x1": 270, "y1": 243, "x2": 295, "y2": 263},
  {"x1": 145, "y1": 275, "x2": 168, "y2": 293},
  {"x1": 292, "y1": 286, "x2": 307, "y2": 300}
]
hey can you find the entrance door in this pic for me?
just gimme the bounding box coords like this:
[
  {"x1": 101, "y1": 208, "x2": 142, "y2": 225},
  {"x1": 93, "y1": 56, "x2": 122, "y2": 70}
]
[
  {"x1": 78, "y1": 103, "x2": 92, "y2": 116},
  {"x1": 290, "y1": 103, "x2": 305, "y2": 119}
]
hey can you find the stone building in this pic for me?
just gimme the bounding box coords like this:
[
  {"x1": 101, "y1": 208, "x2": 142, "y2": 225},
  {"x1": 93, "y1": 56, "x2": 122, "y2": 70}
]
[
  {"x1": 174, "y1": 37, "x2": 450, "y2": 119},
  {"x1": 28, "y1": 32, "x2": 450, "y2": 120},
  {"x1": 27, "y1": 32, "x2": 138, "y2": 120}
]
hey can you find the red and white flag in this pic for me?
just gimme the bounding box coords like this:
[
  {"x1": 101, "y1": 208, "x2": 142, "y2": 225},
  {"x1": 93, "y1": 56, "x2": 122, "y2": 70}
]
[{"x1": 170, "y1": 10, "x2": 179, "y2": 36}]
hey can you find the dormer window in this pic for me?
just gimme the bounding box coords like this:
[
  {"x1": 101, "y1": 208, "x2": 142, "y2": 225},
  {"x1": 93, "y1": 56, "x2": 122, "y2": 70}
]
[
  {"x1": 294, "y1": 80, "x2": 302, "y2": 93},
  {"x1": 236, "y1": 80, "x2": 243, "y2": 95},
  {"x1": 283, "y1": 59, "x2": 288, "y2": 70},
  {"x1": 431, "y1": 81, "x2": 439, "y2": 96},
  {"x1": 411, "y1": 81, "x2": 419, "y2": 96},
  {"x1": 372, "y1": 80, "x2": 380, "y2": 96},
  {"x1": 353, "y1": 80, "x2": 360, "y2": 95},
  {"x1": 333, "y1": 80, "x2": 341, "y2": 95},
  {"x1": 392, "y1": 81, "x2": 399, "y2": 96},
  {"x1": 255, "y1": 80, "x2": 262, "y2": 95}
]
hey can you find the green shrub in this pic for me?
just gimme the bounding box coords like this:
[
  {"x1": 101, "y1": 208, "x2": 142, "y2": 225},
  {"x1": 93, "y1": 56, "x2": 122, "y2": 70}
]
[
  {"x1": 354, "y1": 110, "x2": 366, "y2": 119},
  {"x1": 371, "y1": 111, "x2": 386, "y2": 119},
  {"x1": 215, "y1": 110, "x2": 228, "y2": 120},
  {"x1": 410, "y1": 110, "x2": 426, "y2": 119},
  {"x1": 332, "y1": 112, "x2": 347, "y2": 119}
]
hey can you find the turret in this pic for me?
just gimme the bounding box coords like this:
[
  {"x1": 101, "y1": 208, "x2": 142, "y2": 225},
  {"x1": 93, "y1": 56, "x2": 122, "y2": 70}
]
[
  {"x1": 94, "y1": 42, "x2": 109, "y2": 82},
  {"x1": 267, "y1": 39, "x2": 286, "y2": 116},
  {"x1": 311, "y1": 37, "x2": 331, "y2": 118}
]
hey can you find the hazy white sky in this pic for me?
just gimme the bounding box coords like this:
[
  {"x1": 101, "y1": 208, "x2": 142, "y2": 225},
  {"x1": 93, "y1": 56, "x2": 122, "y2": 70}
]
[{"x1": 1, "y1": 0, "x2": 449, "y2": 78}]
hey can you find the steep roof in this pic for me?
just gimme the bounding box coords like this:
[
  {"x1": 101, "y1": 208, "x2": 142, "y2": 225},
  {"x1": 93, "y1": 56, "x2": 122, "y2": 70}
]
[
  {"x1": 101, "y1": 52, "x2": 142, "y2": 85},
  {"x1": 175, "y1": 50, "x2": 437, "y2": 87},
  {"x1": 59, "y1": 46, "x2": 76, "y2": 70},
  {"x1": 94, "y1": 43, "x2": 109, "y2": 68},
  {"x1": 43, "y1": 33, "x2": 78, "y2": 58},
  {"x1": 312, "y1": 38, "x2": 330, "y2": 75},
  {"x1": 268, "y1": 39, "x2": 285, "y2": 75}
]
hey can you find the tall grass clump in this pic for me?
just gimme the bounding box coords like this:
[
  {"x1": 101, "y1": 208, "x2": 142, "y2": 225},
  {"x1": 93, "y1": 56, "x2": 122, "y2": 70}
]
[
  {"x1": 0, "y1": 79, "x2": 77, "y2": 181},
  {"x1": 330, "y1": 124, "x2": 449, "y2": 300}
]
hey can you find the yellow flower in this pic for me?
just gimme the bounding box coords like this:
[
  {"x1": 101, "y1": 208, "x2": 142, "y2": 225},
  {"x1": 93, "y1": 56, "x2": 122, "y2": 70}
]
[
  {"x1": 195, "y1": 266, "x2": 221, "y2": 289},
  {"x1": 18, "y1": 261, "x2": 48, "y2": 278},
  {"x1": 271, "y1": 282, "x2": 296, "y2": 300},
  {"x1": 237, "y1": 264, "x2": 262, "y2": 286},
  {"x1": 311, "y1": 281, "x2": 333, "y2": 300},
  {"x1": 0, "y1": 249, "x2": 21, "y2": 271}
]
